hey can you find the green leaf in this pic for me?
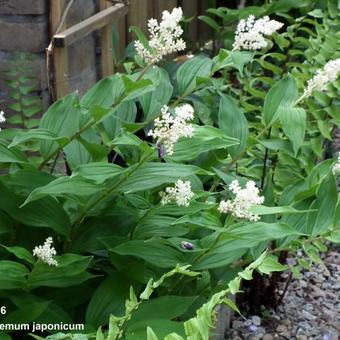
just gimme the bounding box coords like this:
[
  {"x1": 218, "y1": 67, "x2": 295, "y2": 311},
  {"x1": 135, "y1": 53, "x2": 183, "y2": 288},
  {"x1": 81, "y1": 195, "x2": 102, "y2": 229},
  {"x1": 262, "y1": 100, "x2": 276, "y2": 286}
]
[
  {"x1": 1, "y1": 245, "x2": 34, "y2": 264},
  {"x1": 27, "y1": 254, "x2": 93, "y2": 289},
  {"x1": 229, "y1": 222, "x2": 301, "y2": 240},
  {"x1": 199, "y1": 15, "x2": 220, "y2": 31},
  {"x1": 23, "y1": 176, "x2": 103, "y2": 205},
  {"x1": 119, "y1": 163, "x2": 210, "y2": 193},
  {"x1": 139, "y1": 67, "x2": 173, "y2": 120},
  {"x1": 0, "y1": 140, "x2": 27, "y2": 163},
  {"x1": 176, "y1": 56, "x2": 212, "y2": 96},
  {"x1": 81, "y1": 74, "x2": 124, "y2": 110},
  {"x1": 0, "y1": 261, "x2": 29, "y2": 290},
  {"x1": 127, "y1": 296, "x2": 196, "y2": 326},
  {"x1": 0, "y1": 182, "x2": 71, "y2": 236},
  {"x1": 39, "y1": 92, "x2": 81, "y2": 158},
  {"x1": 8, "y1": 129, "x2": 69, "y2": 148},
  {"x1": 121, "y1": 75, "x2": 154, "y2": 102},
  {"x1": 86, "y1": 274, "x2": 130, "y2": 327},
  {"x1": 72, "y1": 162, "x2": 124, "y2": 184},
  {"x1": 167, "y1": 125, "x2": 239, "y2": 162},
  {"x1": 229, "y1": 51, "x2": 255, "y2": 76},
  {"x1": 112, "y1": 240, "x2": 184, "y2": 268},
  {"x1": 263, "y1": 74, "x2": 298, "y2": 126},
  {"x1": 250, "y1": 205, "x2": 314, "y2": 215},
  {"x1": 218, "y1": 95, "x2": 248, "y2": 159},
  {"x1": 280, "y1": 107, "x2": 306, "y2": 155},
  {"x1": 1, "y1": 301, "x2": 50, "y2": 324},
  {"x1": 307, "y1": 172, "x2": 338, "y2": 236},
  {"x1": 258, "y1": 255, "x2": 288, "y2": 274}
]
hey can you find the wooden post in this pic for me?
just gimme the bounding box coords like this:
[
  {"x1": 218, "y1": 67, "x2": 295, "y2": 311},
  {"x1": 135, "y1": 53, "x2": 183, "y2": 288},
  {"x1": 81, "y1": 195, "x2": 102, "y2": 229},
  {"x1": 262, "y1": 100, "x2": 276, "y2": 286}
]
[
  {"x1": 51, "y1": 0, "x2": 69, "y2": 98},
  {"x1": 100, "y1": 0, "x2": 114, "y2": 77},
  {"x1": 127, "y1": 0, "x2": 149, "y2": 40},
  {"x1": 182, "y1": 0, "x2": 198, "y2": 43}
]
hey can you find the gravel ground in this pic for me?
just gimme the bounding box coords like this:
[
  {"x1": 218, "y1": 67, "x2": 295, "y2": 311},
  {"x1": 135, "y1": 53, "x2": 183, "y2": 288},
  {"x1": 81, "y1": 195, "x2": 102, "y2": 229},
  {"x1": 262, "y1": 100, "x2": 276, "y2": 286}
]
[{"x1": 225, "y1": 248, "x2": 340, "y2": 340}]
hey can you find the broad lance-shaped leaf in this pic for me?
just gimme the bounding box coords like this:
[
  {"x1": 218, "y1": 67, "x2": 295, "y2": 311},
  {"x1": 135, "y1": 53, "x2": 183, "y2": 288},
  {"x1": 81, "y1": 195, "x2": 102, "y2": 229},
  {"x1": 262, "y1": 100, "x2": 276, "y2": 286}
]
[
  {"x1": 72, "y1": 163, "x2": 125, "y2": 184},
  {"x1": 0, "y1": 261, "x2": 29, "y2": 290},
  {"x1": 218, "y1": 95, "x2": 248, "y2": 159},
  {"x1": 263, "y1": 74, "x2": 298, "y2": 126},
  {"x1": 139, "y1": 66, "x2": 173, "y2": 120},
  {"x1": 121, "y1": 75, "x2": 154, "y2": 102},
  {"x1": 166, "y1": 125, "x2": 239, "y2": 162},
  {"x1": 0, "y1": 182, "x2": 71, "y2": 236},
  {"x1": 39, "y1": 92, "x2": 81, "y2": 158},
  {"x1": 176, "y1": 55, "x2": 213, "y2": 96},
  {"x1": 22, "y1": 176, "x2": 103, "y2": 206},
  {"x1": 27, "y1": 254, "x2": 93, "y2": 289},
  {"x1": 306, "y1": 172, "x2": 338, "y2": 236},
  {"x1": 280, "y1": 107, "x2": 306, "y2": 156},
  {"x1": 0, "y1": 140, "x2": 27, "y2": 164},
  {"x1": 112, "y1": 240, "x2": 184, "y2": 268},
  {"x1": 8, "y1": 129, "x2": 69, "y2": 148},
  {"x1": 250, "y1": 205, "x2": 316, "y2": 215},
  {"x1": 118, "y1": 163, "x2": 212, "y2": 193}
]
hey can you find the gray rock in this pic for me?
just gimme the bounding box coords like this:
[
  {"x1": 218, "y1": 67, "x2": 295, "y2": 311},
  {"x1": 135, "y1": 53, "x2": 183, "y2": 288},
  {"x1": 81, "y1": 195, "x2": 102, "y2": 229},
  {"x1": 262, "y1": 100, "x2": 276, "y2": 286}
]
[{"x1": 251, "y1": 315, "x2": 261, "y2": 326}]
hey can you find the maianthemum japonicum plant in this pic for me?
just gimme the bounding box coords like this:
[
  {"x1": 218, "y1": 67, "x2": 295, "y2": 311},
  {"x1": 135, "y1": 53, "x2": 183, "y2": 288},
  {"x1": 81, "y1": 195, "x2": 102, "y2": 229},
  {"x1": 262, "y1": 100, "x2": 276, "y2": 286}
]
[{"x1": 0, "y1": 3, "x2": 339, "y2": 340}]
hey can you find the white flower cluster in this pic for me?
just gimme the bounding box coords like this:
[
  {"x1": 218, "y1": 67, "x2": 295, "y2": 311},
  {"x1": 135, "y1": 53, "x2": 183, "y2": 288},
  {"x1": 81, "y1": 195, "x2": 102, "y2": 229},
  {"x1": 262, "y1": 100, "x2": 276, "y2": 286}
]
[
  {"x1": 0, "y1": 111, "x2": 5, "y2": 131},
  {"x1": 135, "y1": 7, "x2": 186, "y2": 64},
  {"x1": 33, "y1": 237, "x2": 58, "y2": 266},
  {"x1": 160, "y1": 180, "x2": 194, "y2": 207},
  {"x1": 148, "y1": 104, "x2": 194, "y2": 156},
  {"x1": 233, "y1": 15, "x2": 283, "y2": 51},
  {"x1": 218, "y1": 180, "x2": 264, "y2": 222},
  {"x1": 303, "y1": 58, "x2": 340, "y2": 98},
  {"x1": 332, "y1": 153, "x2": 340, "y2": 175}
]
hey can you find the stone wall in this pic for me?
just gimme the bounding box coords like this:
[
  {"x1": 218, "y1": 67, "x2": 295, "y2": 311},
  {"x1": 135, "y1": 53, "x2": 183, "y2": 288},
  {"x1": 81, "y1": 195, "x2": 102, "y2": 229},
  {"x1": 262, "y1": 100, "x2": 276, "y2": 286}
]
[
  {"x1": 0, "y1": 0, "x2": 99, "y2": 118},
  {"x1": 0, "y1": 0, "x2": 49, "y2": 113}
]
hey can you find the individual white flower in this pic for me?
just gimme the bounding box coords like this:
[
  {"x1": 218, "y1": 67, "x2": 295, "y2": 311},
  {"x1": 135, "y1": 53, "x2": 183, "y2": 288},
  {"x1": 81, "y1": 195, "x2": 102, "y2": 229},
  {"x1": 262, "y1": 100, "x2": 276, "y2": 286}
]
[
  {"x1": 148, "y1": 104, "x2": 194, "y2": 156},
  {"x1": 160, "y1": 180, "x2": 194, "y2": 207},
  {"x1": 33, "y1": 237, "x2": 58, "y2": 266},
  {"x1": 233, "y1": 15, "x2": 283, "y2": 51},
  {"x1": 303, "y1": 58, "x2": 340, "y2": 99},
  {"x1": 135, "y1": 7, "x2": 186, "y2": 64},
  {"x1": 0, "y1": 111, "x2": 5, "y2": 131},
  {"x1": 332, "y1": 152, "x2": 340, "y2": 175},
  {"x1": 218, "y1": 180, "x2": 264, "y2": 222}
]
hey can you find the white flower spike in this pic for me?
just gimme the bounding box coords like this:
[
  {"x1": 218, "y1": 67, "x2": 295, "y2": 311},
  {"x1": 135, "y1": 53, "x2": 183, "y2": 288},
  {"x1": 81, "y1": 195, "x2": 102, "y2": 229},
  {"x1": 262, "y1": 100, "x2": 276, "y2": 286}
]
[
  {"x1": 33, "y1": 237, "x2": 58, "y2": 266},
  {"x1": 135, "y1": 7, "x2": 186, "y2": 64},
  {"x1": 0, "y1": 111, "x2": 6, "y2": 131},
  {"x1": 303, "y1": 58, "x2": 340, "y2": 99},
  {"x1": 233, "y1": 15, "x2": 283, "y2": 51},
  {"x1": 218, "y1": 180, "x2": 264, "y2": 222},
  {"x1": 160, "y1": 180, "x2": 194, "y2": 207},
  {"x1": 332, "y1": 153, "x2": 340, "y2": 175},
  {"x1": 148, "y1": 104, "x2": 194, "y2": 156}
]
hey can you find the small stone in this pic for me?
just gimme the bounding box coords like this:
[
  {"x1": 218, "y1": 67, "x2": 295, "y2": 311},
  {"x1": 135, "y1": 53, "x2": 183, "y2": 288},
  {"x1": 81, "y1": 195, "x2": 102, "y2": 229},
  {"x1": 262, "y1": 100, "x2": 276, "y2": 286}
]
[
  {"x1": 276, "y1": 324, "x2": 288, "y2": 333},
  {"x1": 248, "y1": 324, "x2": 258, "y2": 332},
  {"x1": 263, "y1": 335, "x2": 274, "y2": 340},
  {"x1": 296, "y1": 336, "x2": 307, "y2": 340},
  {"x1": 244, "y1": 319, "x2": 253, "y2": 327},
  {"x1": 232, "y1": 320, "x2": 243, "y2": 330},
  {"x1": 251, "y1": 315, "x2": 261, "y2": 326}
]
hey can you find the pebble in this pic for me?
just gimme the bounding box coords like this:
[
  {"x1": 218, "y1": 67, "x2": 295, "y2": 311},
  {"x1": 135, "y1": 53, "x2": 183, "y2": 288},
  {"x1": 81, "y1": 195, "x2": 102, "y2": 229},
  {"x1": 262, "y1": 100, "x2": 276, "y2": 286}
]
[
  {"x1": 251, "y1": 315, "x2": 261, "y2": 326},
  {"x1": 225, "y1": 246, "x2": 340, "y2": 340}
]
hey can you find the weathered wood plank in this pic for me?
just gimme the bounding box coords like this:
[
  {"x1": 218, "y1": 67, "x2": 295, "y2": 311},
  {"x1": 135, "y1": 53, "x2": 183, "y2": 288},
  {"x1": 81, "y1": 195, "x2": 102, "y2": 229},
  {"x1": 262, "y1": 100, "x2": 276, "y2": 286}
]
[
  {"x1": 100, "y1": 0, "x2": 114, "y2": 77},
  {"x1": 127, "y1": 0, "x2": 149, "y2": 40},
  {"x1": 51, "y1": 0, "x2": 69, "y2": 98},
  {"x1": 53, "y1": 4, "x2": 128, "y2": 47},
  {"x1": 183, "y1": 0, "x2": 199, "y2": 43}
]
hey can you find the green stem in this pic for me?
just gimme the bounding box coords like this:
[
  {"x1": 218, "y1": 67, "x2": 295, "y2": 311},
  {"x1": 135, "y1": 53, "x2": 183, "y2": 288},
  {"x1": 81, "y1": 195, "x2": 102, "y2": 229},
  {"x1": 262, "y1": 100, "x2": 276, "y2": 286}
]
[{"x1": 260, "y1": 127, "x2": 272, "y2": 190}]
